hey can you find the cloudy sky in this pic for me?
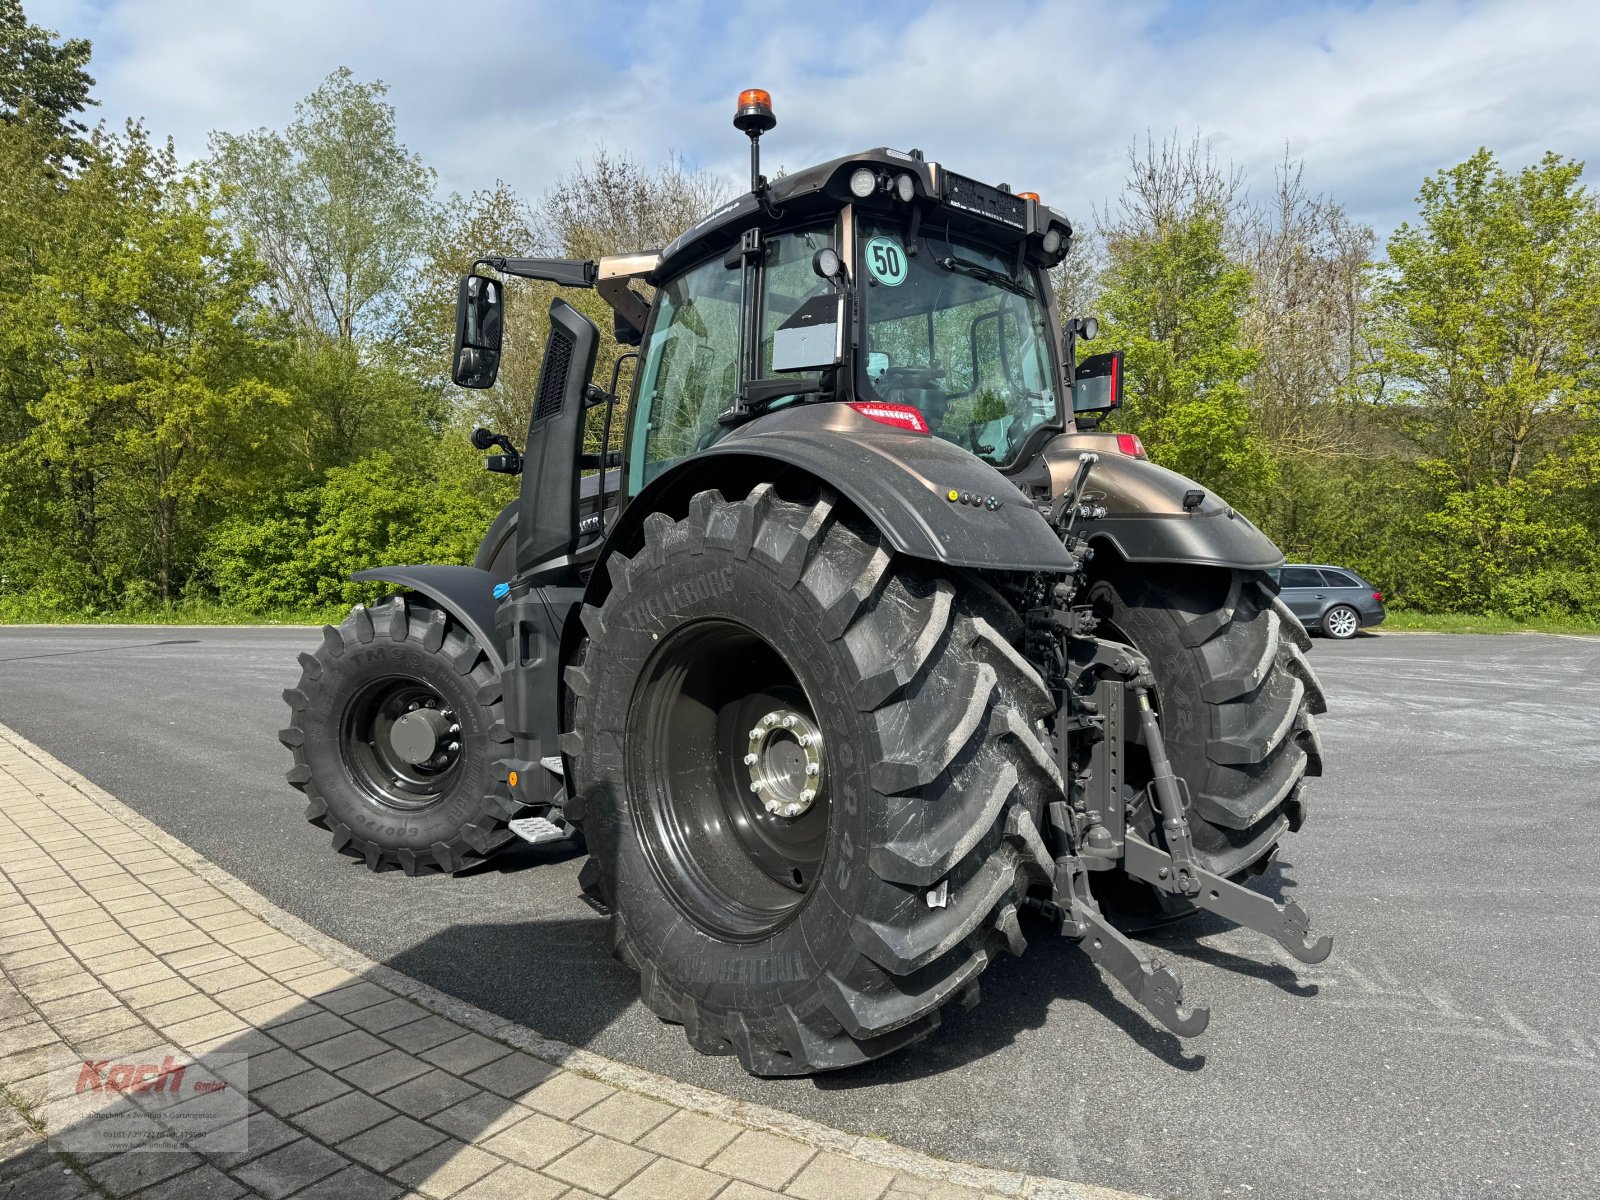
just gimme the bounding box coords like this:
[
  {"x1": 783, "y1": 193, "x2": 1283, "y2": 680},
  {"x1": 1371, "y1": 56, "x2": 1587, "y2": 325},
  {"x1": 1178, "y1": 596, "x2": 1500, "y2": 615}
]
[{"x1": 30, "y1": 0, "x2": 1600, "y2": 240}]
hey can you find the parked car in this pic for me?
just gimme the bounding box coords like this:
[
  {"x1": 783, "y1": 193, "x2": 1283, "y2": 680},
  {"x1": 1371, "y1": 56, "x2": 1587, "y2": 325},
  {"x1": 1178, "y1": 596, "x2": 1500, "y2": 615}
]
[{"x1": 1278, "y1": 564, "x2": 1386, "y2": 639}]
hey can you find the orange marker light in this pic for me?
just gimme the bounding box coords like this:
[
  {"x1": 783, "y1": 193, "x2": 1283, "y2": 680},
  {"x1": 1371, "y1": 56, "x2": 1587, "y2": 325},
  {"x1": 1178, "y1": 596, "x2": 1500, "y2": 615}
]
[
  {"x1": 507, "y1": 770, "x2": 519, "y2": 788},
  {"x1": 739, "y1": 88, "x2": 772, "y2": 110},
  {"x1": 1017, "y1": 191, "x2": 1041, "y2": 202}
]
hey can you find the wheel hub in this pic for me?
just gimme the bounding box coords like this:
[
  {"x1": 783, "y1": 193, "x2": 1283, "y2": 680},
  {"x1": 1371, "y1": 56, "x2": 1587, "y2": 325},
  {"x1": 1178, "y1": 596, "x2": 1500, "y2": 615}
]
[
  {"x1": 389, "y1": 705, "x2": 455, "y2": 766},
  {"x1": 744, "y1": 708, "x2": 824, "y2": 818}
]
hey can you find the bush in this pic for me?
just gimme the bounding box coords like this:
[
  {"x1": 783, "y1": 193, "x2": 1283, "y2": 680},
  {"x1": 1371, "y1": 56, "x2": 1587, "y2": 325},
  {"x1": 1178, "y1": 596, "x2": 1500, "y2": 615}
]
[{"x1": 1491, "y1": 568, "x2": 1600, "y2": 621}]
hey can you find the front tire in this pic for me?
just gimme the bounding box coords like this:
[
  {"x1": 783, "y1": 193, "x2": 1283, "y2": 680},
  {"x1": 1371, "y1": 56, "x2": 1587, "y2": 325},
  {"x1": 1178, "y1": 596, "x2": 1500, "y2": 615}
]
[
  {"x1": 1088, "y1": 565, "x2": 1327, "y2": 876},
  {"x1": 280, "y1": 595, "x2": 517, "y2": 874},
  {"x1": 567, "y1": 486, "x2": 1061, "y2": 1075}
]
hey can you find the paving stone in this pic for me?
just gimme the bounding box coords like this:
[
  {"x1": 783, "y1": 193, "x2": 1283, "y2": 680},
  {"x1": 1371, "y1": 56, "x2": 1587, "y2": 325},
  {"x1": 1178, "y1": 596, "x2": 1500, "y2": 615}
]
[
  {"x1": 22, "y1": 971, "x2": 100, "y2": 1002},
  {"x1": 50, "y1": 1006, "x2": 144, "y2": 1044},
  {"x1": 290, "y1": 1162, "x2": 404, "y2": 1199},
  {"x1": 73, "y1": 1024, "x2": 168, "y2": 1060},
  {"x1": 192, "y1": 1109, "x2": 300, "y2": 1166},
  {"x1": 233, "y1": 1137, "x2": 349, "y2": 1199},
  {"x1": 269, "y1": 1010, "x2": 354, "y2": 1049},
  {"x1": 480, "y1": 1112, "x2": 587, "y2": 1170},
  {"x1": 337, "y1": 1113, "x2": 446, "y2": 1172},
  {"x1": 276, "y1": 961, "x2": 351, "y2": 990},
  {"x1": 313, "y1": 981, "x2": 392, "y2": 1015},
  {"x1": 573, "y1": 1090, "x2": 675, "y2": 1143},
  {"x1": 522, "y1": 1071, "x2": 615, "y2": 1120},
  {"x1": 243, "y1": 1046, "x2": 315, "y2": 1089},
  {"x1": 714, "y1": 1184, "x2": 788, "y2": 1200},
  {"x1": 706, "y1": 1130, "x2": 817, "y2": 1191},
  {"x1": 141, "y1": 931, "x2": 213, "y2": 956},
  {"x1": 253, "y1": 1067, "x2": 351, "y2": 1116},
  {"x1": 543, "y1": 1132, "x2": 654, "y2": 1195},
  {"x1": 36, "y1": 987, "x2": 122, "y2": 1022},
  {"x1": 391, "y1": 1139, "x2": 502, "y2": 1198},
  {"x1": 637, "y1": 1109, "x2": 742, "y2": 1167},
  {"x1": 212, "y1": 979, "x2": 295, "y2": 1013},
  {"x1": 345, "y1": 997, "x2": 427, "y2": 1034},
  {"x1": 383, "y1": 1014, "x2": 465, "y2": 1054},
  {"x1": 80, "y1": 948, "x2": 157, "y2": 974},
  {"x1": 464, "y1": 1050, "x2": 555, "y2": 1099},
  {"x1": 292, "y1": 1089, "x2": 397, "y2": 1142},
  {"x1": 101, "y1": 963, "x2": 177, "y2": 993},
  {"x1": 165, "y1": 1011, "x2": 250, "y2": 1049},
  {"x1": 420, "y1": 1032, "x2": 510, "y2": 1075},
  {"x1": 88, "y1": 1146, "x2": 202, "y2": 1197},
  {"x1": 453, "y1": 1162, "x2": 568, "y2": 1200},
  {"x1": 139, "y1": 994, "x2": 220, "y2": 1027},
  {"x1": 186, "y1": 962, "x2": 266, "y2": 994},
  {"x1": 3, "y1": 1161, "x2": 97, "y2": 1200},
  {"x1": 124, "y1": 1162, "x2": 248, "y2": 1199},
  {"x1": 378, "y1": 1067, "x2": 480, "y2": 1119},
  {"x1": 785, "y1": 1151, "x2": 896, "y2": 1200},
  {"x1": 612, "y1": 1155, "x2": 726, "y2": 1200},
  {"x1": 427, "y1": 1092, "x2": 534, "y2": 1143},
  {"x1": 300, "y1": 1027, "x2": 388, "y2": 1073},
  {"x1": 160, "y1": 944, "x2": 235, "y2": 973},
  {"x1": 338, "y1": 1046, "x2": 434, "y2": 1094}
]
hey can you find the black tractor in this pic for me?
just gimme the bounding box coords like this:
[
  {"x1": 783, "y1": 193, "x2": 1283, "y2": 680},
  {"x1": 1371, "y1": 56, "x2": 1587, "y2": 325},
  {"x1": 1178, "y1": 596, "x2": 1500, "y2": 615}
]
[{"x1": 282, "y1": 90, "x2": 1330, "y2": 1076}]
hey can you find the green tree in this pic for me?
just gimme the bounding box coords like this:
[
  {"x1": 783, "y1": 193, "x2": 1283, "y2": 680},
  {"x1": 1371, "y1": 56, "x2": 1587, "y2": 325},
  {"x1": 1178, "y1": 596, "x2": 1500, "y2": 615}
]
[
  {"x1": 1, "y1": 122, "x2": 291, "y2": 606},
  {"x1": 1092, "y1": 137, "x2": 1269, "y2": 503},
  {"x1": 208, "y1": 68, "x2": 436, "y2": 343},
  {"x1": 1371, "y1": 149, "x2": 1600, "y2": 609},
  {"x1": 0, "y1": 0, "x2": 93, "y2": 138}
]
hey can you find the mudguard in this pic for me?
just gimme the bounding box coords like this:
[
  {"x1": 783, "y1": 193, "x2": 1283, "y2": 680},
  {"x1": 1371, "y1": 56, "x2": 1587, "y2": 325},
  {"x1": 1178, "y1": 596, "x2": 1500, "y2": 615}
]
[
  {"x1": 1038, "y1": 436, "x2": 1284, "y2": 571},
  {"x1": 350, "y1": 565, "x2": 506, "y2": 670},
  {"x1": 608, "y1": 403, "x2": 1075, "y2": 578}
]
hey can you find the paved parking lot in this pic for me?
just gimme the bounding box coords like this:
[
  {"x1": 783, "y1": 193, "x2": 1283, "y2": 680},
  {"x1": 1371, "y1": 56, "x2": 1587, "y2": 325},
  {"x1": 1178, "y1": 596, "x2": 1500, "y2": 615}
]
[{"x1": 3, "y1": 625, "x2": 1598, "y2": 1200}]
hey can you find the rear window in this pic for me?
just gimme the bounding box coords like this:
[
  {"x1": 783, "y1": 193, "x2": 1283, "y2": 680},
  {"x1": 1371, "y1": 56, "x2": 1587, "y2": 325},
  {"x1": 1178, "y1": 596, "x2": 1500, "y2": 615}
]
[
  {"x1": 1320, "y1": 569, "x2": 1363, "y2": 588},
  {"x1": 1281, "y1": 568, "x2": 1323, "y2": 588}
]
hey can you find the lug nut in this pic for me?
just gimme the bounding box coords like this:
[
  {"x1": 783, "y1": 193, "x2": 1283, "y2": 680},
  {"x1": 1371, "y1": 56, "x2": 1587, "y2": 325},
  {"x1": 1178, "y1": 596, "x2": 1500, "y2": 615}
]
[
  {"x1": 750, "y1": 780, "x2": 765, "y2": 792},
  {"x1": 797, "y1": 734, "x2": 813, "y2": 748},
  {"x1": 449, "y1": 723, "x2": 461, "y2": 734},
  {"x1": 447, "y1": 741, "x2": 460, "y2": 753},
  {"x1": 805, "y1": 763, "x2": 819, "y2": 776},
  {"x1": 762, "y1": 713, "x2": 777, "y2": 726},
  {"x1": 782, "y1": 715, "x2": 797, "y2": 728},
  {"x1": 783, "y1": 803, "x2": 802, "y2": 817},
  {"x1": 800, "y1": 788, "x2": 815, "y2": 804},
  {"x1": 743, "y1": 753, "x2": 758, "y2": 765}
]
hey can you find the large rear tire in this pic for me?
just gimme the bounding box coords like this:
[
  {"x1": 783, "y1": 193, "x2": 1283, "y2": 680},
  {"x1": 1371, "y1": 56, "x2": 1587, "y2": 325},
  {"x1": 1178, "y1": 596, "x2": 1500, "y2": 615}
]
[
  {"x1": 1087, "y1": 565, "x2": 1327, "y2": 877},
  {"x1": 280, "y1": 595, "x2": 518, "y2": 875},
  {"x1": 566, "y1": 485, "x2": 1061, "y2": 1075}
]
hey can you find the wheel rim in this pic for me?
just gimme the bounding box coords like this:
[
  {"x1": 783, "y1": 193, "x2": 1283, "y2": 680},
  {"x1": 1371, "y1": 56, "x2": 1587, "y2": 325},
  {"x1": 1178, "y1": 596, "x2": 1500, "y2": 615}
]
[
  {"x1": 628, "y1": 619, "x2": 829, "y2": 943},
  {"x1": 1327, "y1": 607, "x2": 1358, "y2": 637},
  {"x1": 340, "y1": 677, "x2": 463, "y2": 811}
]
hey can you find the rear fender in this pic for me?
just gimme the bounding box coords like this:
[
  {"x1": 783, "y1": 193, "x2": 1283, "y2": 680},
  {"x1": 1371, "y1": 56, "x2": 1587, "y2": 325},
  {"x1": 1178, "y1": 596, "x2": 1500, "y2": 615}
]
[
  {"x1": 594, "y1": 403, "x2": 1073, "y2": 607},
  {"x1": 1037, "y1": 434, "x2": 1284, "y2": 571}
]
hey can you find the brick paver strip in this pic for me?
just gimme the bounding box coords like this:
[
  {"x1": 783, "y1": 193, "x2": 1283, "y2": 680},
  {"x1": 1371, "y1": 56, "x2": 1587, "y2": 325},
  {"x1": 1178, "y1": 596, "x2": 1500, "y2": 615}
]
[{"x1": 0, "y1": 720, "x2": 1143, "y2": 1200}]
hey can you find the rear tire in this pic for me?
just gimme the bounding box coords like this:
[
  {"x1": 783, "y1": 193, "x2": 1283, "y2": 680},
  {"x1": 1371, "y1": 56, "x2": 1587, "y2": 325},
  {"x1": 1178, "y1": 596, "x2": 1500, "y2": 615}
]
[
  {"x1": 1087, "y1": 565, "x2": 1327, "y2": 876},
  {"x1": 1322, "y1": 604, "x2": 1360, "y2": 640},
  {"x1": 567, "y1": 486, "x2": 1061, "y2": 1075},
  {"x1": 280, "y1": 595, "x2": 518, "y2": 875}
]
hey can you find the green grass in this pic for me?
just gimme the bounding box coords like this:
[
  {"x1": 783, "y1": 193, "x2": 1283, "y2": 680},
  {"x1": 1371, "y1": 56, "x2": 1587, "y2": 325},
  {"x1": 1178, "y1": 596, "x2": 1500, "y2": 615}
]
[{"x1": 1382, "y1": 610, "x2": 1600, "y2": 636}]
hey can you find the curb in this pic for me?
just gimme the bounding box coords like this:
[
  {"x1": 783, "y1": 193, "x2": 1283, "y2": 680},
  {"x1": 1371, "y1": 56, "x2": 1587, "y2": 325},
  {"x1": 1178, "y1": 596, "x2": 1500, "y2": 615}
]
[{"x1": 0, "y1": 721, "x2": 1150, "y2": 1200}]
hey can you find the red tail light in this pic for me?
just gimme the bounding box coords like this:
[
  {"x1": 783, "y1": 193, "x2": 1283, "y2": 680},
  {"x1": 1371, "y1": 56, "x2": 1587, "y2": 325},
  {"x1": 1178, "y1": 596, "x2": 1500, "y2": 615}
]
[
  {"x1": 847, "y1": 402, "x2": 929, "y2": 435},
  {"x1": 1373, "y1": 591, "x2": 1383, "y2": 603},
  {"x1": 1115, "y1": 433, "x2": 1147, "y2": 458}
]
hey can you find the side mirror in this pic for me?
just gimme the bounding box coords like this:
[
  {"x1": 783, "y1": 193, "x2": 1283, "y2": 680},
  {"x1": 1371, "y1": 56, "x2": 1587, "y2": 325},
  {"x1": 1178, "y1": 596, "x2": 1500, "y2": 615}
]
[
  {"x1": 1072, "y1": 350, "x2": 1123, "y2": 415},
  {"x1": 452, "y1": 274, "x2": 503, "y2": 389}
]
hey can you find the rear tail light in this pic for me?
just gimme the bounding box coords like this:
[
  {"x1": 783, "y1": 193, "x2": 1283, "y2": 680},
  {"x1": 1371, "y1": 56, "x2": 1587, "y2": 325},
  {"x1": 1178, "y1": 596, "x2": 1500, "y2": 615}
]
[
  {"x1": 847, "y1": 402, "x2": 929, "y2": 435},
  {"x1": 1115, "y1": 433, "x2": 1147, "y2": 458},
  {"x1": 1373, "y1": 591, "x2": 1383, "y2": 603}
]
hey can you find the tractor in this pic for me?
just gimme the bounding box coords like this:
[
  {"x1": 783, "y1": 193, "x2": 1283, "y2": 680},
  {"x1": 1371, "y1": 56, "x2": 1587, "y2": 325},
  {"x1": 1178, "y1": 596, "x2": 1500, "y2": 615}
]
[{"x1": 281, "y1": 90, "x2": 1331, "y2": 1076}]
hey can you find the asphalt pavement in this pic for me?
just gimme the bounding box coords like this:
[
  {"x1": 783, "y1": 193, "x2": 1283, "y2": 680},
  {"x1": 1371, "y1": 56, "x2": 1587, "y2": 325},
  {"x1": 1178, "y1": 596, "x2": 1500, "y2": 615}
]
[{"x1": 3, "y1": 624, "x2": 1597, "y2": 1200}]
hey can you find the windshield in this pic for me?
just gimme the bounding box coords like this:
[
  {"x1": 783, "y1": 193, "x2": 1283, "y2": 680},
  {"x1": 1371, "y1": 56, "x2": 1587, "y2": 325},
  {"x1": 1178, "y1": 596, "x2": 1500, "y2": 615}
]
[{"x1": 859, "y1": 218, "x2": 1058, "y2": 466}]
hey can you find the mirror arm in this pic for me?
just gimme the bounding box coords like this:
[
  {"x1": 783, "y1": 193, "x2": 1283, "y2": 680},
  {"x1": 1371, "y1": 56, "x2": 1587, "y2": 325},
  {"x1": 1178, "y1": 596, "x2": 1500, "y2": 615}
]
[{"x1": 476, "y1": 257, "x2": 598, "y2": 288}]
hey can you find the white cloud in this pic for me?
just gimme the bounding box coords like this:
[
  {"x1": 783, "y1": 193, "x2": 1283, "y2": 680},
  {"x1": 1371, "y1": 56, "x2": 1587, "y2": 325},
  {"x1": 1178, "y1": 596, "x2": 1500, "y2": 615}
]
[{"x1": 30, "y1": 0, "x2": 1600, "y2": 241}]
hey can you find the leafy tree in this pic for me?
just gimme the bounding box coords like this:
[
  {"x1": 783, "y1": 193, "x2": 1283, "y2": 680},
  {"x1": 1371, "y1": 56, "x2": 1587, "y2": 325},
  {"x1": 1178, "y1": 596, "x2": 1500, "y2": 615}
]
[
  {"x1": 0, "y1": 0, "x2": 93, "y2": 138},
  {"x1": 1370, "y1": 149, "x2": 1600, "y2": 608},
  {"x1": 1092, "y1": 137, "x2": 1270, "y2": 504},
  {"x1": 208, "y1": 68, "x2": 436, "y2": 343}
]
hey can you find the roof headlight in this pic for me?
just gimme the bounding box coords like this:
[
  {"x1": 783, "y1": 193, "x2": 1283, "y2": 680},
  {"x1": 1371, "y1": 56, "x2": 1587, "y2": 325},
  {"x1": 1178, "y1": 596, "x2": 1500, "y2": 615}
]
[
  {"x1": 1042, "y1": 227, "x2": 1064, "y2": 255},
  {"x1": 895, "y1": 173, "x2": 915, "y2": 202},
  {"x1": 849, "y1": 167, "x2": 877, "y2": 198}
]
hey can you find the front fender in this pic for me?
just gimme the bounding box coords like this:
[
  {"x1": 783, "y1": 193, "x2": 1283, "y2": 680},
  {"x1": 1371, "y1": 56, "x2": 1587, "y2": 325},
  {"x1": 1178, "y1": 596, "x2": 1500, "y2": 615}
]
[
  {"x1": 611, "y1": 403, "x2": 1074, "y2": 576},
  {"x1": 350, "y1": 565, "x2": 506, "y2": 670}
]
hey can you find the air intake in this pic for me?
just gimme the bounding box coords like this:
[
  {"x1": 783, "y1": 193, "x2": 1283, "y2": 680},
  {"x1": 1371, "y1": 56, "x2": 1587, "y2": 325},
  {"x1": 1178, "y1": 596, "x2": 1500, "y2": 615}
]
[{"x1": 534, "y1": 328, "x2": 574, "y2": 421}]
